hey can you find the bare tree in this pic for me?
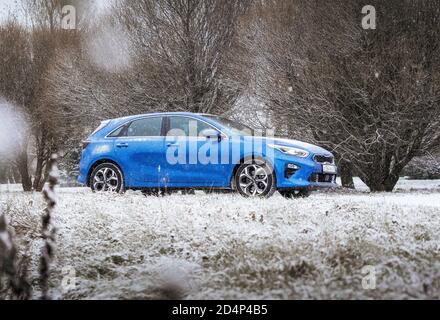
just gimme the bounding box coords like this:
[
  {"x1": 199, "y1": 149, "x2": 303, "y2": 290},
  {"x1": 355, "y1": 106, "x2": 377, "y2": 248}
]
[
  {"x1": 0, "y1": 20, "x2": 34, "y2": 191},
  {"x1": 258, "y1": 0, "x2": 440, "y2": 192},
  {"x1": 0, "y1": 1, "x2": 80, "y2": 191},
  {"x1": 38, "y1": 0, "x2": 253, "y2": 167},
  {"x1": 113, "y1": 0, "x2": 250, "y2": 114}
]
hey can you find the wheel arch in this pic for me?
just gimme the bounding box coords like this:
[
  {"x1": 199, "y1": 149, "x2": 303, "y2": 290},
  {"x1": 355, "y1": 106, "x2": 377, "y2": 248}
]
[
  {"x1": 230, "y1": 155, "x2": 277, "y2": 189},
  {"x1": 86, "y1": 159, "x2": 124, "y2": 187}
]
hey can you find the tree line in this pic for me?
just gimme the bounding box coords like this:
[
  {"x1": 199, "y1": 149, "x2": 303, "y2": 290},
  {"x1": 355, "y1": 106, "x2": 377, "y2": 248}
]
[{"x1": 0, "y1": 0, "x2": 439, "y2": 192}]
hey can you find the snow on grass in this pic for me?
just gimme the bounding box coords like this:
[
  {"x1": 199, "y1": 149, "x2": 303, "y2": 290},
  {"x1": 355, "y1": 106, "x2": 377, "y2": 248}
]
[
  {"x1": 335, "y1": 177, "x2": 440, "y2": 192},
  {"x1": 0, "y1": 182, "x2": 439, "y2": 300}
]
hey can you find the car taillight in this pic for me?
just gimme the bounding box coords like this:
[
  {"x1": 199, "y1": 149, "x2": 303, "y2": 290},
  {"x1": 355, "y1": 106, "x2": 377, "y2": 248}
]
[{"x1": 81, "y1": 141, "x2": 91, "y2": 150}]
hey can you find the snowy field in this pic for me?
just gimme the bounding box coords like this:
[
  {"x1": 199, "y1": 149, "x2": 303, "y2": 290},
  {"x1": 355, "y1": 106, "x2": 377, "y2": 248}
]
[{"x1": 0, "y1": 179, "x2": 439, "y2": 300}]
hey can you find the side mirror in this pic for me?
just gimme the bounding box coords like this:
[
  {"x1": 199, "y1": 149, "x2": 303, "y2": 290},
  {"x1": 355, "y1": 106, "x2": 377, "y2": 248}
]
[{"x1": 200, "y1": 128, "x2": 222, "y2": 142}]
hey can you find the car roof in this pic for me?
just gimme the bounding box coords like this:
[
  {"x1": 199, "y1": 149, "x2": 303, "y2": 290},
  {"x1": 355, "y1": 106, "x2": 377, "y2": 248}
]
[{"x1": 108, "y1": 112, "x2": 219, "y2": 123}]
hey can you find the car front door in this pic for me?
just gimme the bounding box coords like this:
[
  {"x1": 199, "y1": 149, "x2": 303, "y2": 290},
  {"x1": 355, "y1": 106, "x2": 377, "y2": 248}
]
[
  {"x1": 163, "y1": 116, "x2": 230, "y2": 187},
  {"x1": 113, "y1": 116, "x2": 167, "y2": 187}
]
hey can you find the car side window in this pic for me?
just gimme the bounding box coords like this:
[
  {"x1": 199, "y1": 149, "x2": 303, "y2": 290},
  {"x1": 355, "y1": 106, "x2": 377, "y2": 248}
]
[
  {"x1": 108, "y1": 126, "x2": 126, "y2": 137},
  {"x1": 168, "y1": 117, "x2": 215, "y2": 137},
  {"x1": 127, "y1": 117, "x2": 163, "y2": 137}
]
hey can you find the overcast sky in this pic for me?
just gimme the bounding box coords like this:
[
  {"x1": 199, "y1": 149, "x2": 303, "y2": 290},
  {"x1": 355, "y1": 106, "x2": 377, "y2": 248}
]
[
  {"x1": 0, "y1": 0, "x2": 20, "y2": 20},
  {"x1": 0, "y1": 0, "x2": 18, "y2": 10}
]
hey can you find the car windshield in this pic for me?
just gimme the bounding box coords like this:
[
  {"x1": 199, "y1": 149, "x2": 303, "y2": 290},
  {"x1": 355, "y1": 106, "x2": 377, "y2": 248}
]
[{"x1": 204, "y1": 116, "x2": 254, "y2": 136}]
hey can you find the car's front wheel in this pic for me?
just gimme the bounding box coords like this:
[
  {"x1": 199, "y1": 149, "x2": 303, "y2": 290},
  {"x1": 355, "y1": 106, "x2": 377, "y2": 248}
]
[
  {"x1": 90, "y1": 163, "x2": 124, "y2": 193},
  {"x1": 235, "y1": 160, "x2": 276, "y2": 198}
]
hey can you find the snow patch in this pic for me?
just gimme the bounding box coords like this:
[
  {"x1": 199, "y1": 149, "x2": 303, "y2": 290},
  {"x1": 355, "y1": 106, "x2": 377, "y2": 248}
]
[
  {"x1": 84, "y1": 25, "x2": 132, "y2": 73},
  {"x1": 0, "y1": 98, "x2": 28, "y2": 157}
]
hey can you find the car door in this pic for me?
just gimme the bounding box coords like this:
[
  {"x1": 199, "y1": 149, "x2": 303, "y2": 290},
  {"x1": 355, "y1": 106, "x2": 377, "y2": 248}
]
[
  {"x1": 163, "y1": 116, "x2": 230, "y2": 187},
  {"x1": 113, "y1": 116, "x2": 167, "y2": 187}
]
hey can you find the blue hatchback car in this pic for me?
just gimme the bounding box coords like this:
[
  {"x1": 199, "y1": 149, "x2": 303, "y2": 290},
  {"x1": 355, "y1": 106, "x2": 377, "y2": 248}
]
[{"x1": 78, "y1": 113, "x2": 338, "y2": 198}]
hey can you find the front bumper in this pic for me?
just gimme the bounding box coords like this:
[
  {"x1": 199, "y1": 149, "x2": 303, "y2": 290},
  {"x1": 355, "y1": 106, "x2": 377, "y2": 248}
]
[{"x1": 274, "y1": 154, "x2": 338, "y2": 189}]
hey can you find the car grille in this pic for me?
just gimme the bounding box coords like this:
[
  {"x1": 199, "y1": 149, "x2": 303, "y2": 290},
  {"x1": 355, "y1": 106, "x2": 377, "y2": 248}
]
[
  {"x1": 314, "y1": 155, "x2": 334, "y2": 164},
  {"x1": 308, "y1": 173, "x2": 337, "y2": 183}
]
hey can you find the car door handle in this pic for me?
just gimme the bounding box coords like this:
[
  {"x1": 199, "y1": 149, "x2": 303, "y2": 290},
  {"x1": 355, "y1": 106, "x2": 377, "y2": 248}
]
[
  {"x1": 167, "y1": 143, "x2": 179, "y2": 147},
  {"x1": 116, "y1": 143, "x2": 129, "y2": 148}
]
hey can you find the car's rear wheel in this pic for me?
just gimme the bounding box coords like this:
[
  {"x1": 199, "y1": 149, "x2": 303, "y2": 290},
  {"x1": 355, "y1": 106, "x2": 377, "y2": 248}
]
[
  {"x1": 90, "y1": 163, "x2": 124, "y2": 193},
  {"x1": 235, "y1": 160, "x2": 276, "y2": 198},
  {"x1": 279, "y1": 189, "x2": 312, "y2": 199}
]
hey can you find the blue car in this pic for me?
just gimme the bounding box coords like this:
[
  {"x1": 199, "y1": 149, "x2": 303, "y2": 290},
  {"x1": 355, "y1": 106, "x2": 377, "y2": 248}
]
[{"x1": 78, "y1": 113, "x2": 338, "y2": 198}]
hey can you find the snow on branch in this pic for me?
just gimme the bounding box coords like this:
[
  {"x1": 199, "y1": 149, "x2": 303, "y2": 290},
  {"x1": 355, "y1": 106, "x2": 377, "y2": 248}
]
[{"x1": 39, "y1": 154, "x2": 59, "y2": 300}]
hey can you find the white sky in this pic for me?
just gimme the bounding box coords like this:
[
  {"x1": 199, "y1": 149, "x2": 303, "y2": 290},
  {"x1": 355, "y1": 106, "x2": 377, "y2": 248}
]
[{"x1": 0, "y1": 0, "x2": 20, "y2": 20}]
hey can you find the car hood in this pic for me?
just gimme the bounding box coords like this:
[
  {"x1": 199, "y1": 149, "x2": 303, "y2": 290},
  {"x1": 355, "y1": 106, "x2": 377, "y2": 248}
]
[{"x1": 259, "y1": 137, "x2": 333, "y2": 156}]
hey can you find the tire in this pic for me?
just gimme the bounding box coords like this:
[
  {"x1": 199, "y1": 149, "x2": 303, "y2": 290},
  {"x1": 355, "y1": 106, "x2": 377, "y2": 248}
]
[
  {"x1": 279, "y1": 189, "x2": 312, "y2": 199},
  {"x1": 90, "y1": 163, "x2": 124, "y2": 193},
  {"x1": 234, "y1": 160, "x2": 276, "y2": 199}
]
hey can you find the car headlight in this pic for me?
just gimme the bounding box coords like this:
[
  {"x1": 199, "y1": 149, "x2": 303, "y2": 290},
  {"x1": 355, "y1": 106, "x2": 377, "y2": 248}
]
[{"x1": 268, "y1": 144, "x2": 310, "y2": 158}]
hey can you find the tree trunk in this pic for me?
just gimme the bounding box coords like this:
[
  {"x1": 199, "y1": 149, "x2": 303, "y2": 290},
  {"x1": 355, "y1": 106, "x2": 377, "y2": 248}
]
[
  {"x1": 13, "y1": 166, "x2": 21, "y2": 184},
  {"x1": 383, "y1": 173, "x2": 400, "y2": 192},
  {"x1": 33, "y1": 158, "x2": 43, "y2": 191},
  {"x1": 35, "y1": 160, "x2": 50, "y2": 192},
  {"x1": 363, "y1": 173, "x2": 400, "y2": 193},
  {"x1": 339, "y1": 159, "x2": 355, "y2": 189},
  {"x1": 0, "y1": 166, "x2": 6, "y2": 184},
  {"x1": 16, "y1": 151, "x2": 32, "y2": 192},
  {"x1": 33, "y1": 131, "x2": 47, "y2": 191}
]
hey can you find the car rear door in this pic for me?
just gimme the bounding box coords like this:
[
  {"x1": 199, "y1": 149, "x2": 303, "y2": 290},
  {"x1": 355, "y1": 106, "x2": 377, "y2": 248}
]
[{"x1": 113, "y1": 116, "x2": 167, "y2": 187}]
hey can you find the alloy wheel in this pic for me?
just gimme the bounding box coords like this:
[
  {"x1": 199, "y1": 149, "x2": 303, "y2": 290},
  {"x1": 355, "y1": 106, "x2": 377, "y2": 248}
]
[
  {"x1": 93, "y1": 167, "x2": 120, "y2": 192},
  {"x1": 238, "y1": 164, "x2": 270, "y2": 197}
]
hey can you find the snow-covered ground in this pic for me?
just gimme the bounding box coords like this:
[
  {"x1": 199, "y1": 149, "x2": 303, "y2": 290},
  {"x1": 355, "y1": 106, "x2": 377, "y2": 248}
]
[
  {"x1": 1, "y1": 179, "x2": 439, "y2": 300},
  {"x1": 337, "y1": 177, "x2": 440, "y2": 192}
]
